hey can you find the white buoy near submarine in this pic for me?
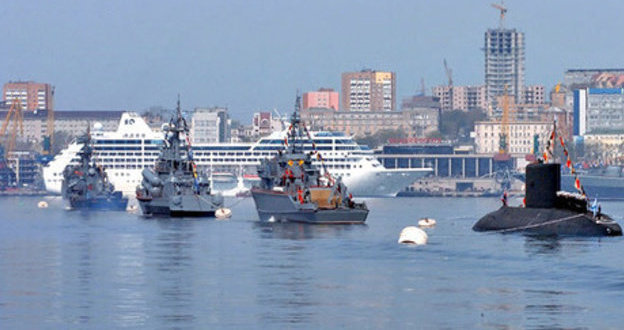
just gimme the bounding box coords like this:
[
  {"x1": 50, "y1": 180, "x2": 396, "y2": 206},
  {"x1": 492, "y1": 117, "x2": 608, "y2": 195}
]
[
  {"x1": 398, "y1": 226, "x2": 428, "y2": 245},
  {"x1": 418, "y1": 218, "x2": 436, "y2": 228},
  {"x1": 215, "y1": 208, "x2": 232, "y2": 219},
  {"x1": 37, "y1": 201, "x2": 49, "y2": 208}
]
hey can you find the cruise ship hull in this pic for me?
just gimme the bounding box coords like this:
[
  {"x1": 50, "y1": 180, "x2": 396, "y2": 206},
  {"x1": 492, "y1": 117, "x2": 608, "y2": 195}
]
[
  {"x1": 251, "y1": 189, "x2": 368, "y2": 224},
  {"x1": 343, "y1": 168, "x2": 430, "y2": 197}
]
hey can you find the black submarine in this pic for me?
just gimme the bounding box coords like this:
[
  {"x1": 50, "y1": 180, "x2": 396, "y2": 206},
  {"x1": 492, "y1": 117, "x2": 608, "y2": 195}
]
[{"x1": 473, "y1": 162, "x2": 622, "y2": 236}]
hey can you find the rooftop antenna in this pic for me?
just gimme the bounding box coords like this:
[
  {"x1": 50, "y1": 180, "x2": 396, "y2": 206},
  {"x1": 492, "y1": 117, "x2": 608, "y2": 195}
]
[{"x1": 491, "y1": 1, "x2": 508, "y2": 29}]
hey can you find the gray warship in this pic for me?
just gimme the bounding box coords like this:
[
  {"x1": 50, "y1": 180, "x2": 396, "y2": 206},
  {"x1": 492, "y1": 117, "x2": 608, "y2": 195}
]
[
  {"x1": 135, "y1": 99, "x2": 223, "y2": 217},
  {"x1": 250, "y1": 96, "x2": 369, "y2": 224},
  {"x1": 62, "y1": 130, "x2": 128, "y2": 210}
]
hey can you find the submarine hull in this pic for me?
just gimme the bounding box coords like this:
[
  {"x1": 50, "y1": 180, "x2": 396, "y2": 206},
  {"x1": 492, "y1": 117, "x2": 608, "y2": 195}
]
[{"x1": 473, "y1": 206, "x2": 622, "y2": 236}]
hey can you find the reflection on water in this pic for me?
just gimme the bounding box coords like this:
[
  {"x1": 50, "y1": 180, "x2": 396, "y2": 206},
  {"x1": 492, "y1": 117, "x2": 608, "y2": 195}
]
[
  {"x1": 253, "y1": 222, "x2": 367, "y2": 240},
  {"x1": 1, "y1": 197, "x2": 624, "y2": 328},
  {"x1": 524, "y1": 236, "x2": 562, "y2": 255},
  {"x1": 151, "y1": 220, "x2": 196, "y2": 327}
]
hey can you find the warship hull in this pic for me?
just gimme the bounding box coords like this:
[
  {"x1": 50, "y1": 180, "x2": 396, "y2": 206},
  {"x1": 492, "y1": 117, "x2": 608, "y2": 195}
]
[
  {"x1": 474, "y1": 206, "x2": 622, "y2": 236},
  {"x1": 251, "y1": 189, "x2": 368, "y2": 224},
  {"x1": 69, "y1": 197, "x2": 128, "y2": 211},
  {"x1": 137, "y1": 195, "x2": 218, "y2": 217}
]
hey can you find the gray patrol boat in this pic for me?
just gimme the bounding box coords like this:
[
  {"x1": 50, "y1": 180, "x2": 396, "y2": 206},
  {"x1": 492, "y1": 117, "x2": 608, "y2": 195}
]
[
  {"x1": 251, "y1": 96, "x2": 369, "y2": 224},
  {"x1": 135, "y1": 100, "x2": 223, "y2": 217},
  {"x1": 62, "y1": 130, "x2": 128, "y2": 210}
]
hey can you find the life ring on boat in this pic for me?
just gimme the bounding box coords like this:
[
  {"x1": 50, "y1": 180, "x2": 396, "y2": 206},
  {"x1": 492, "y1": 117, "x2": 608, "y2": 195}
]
[{"x1": 418, "y1": 218, "x2": 436, "y2": 228}]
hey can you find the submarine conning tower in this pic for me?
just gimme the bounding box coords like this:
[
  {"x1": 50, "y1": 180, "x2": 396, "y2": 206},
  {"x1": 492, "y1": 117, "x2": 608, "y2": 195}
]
[{"x1": 525, "y1": 163, "x2": 560, "y2": 208}]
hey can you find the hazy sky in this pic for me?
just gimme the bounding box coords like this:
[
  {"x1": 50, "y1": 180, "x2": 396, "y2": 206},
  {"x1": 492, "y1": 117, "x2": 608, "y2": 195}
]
[{"x1": 2, "y1": 0, "x2": 623, "y2": 120}]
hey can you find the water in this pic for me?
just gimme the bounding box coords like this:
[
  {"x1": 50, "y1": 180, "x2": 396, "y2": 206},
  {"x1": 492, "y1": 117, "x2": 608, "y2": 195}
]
[{"x1": 1, "y1": 196, "x2": 624, "y2": 328}]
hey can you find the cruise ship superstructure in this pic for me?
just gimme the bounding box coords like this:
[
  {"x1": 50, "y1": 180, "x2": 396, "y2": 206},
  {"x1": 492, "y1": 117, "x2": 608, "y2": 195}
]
[{"x1": 44, "y1": 112, "x2": 432, "y2": 197}]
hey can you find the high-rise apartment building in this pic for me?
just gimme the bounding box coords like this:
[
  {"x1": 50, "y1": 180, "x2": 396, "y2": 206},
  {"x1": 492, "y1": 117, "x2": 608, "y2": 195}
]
[
  {"x1": 302, "y1": 88, "x2": 339, "y2": 110},
  {"x1": 432, "y1": 85, "x2": 487, "y2": 112},
  {"x1": 484, "y1": 29, "x2": 525, "y2": 106},
  {"x1": 3, "y1": 81, "x2": 54, "y2": 111},
  {"x1": 341, "y1": 70, "x2": 396, "y2": 111}
]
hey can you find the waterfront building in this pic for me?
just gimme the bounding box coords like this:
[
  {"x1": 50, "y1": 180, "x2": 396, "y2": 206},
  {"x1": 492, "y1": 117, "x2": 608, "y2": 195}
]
[
  {"x1": 190, "y1": 107, "x2": 230, "y2": 143},
  {"x1": 484, "y1": 28, "x2": 525, "y2": 106},
  {"x1": 2, "y1": 81, "x2": 54, "y2": 111},
  {"x1": 252, "y1": 112, "x2": 283, "y2": 138},
  {"x1": 341, "y1": 70, "x2": 396, "y2": 111},
  {"x1": 574, "y1": 88, "x2": 624, "y2": 137},
  {"x1": 432, "y1": 85, "x2": 487, "y2": 112},
  {"x1": 376, "y1": 142, "x2": 497, "y2": 178},
  {"x1": 0, "y1": 109, "x2": 122, "y2": 147},
  {"x1": 563, "y1": 69, "x2": 624, "y2": 110},
  {"x1": 302, "y1": 88, "x2": 339, "y2": 110},
  {"x1": 301, "y1": 106, "x2": 439, "y2": 138},
  {"x1": 522, "y1": 85, "x2": 545, "y2": 104},
  {"x1": 473, "y1": 120, "x2": 551, "y2": 155}
]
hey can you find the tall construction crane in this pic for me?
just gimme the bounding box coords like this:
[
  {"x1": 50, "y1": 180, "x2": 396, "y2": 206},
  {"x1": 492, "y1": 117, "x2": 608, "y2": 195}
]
[
  {"x1": 443, "y1": 58, "x2": 453, "y2": 110},
  {"x1": 42, "y1": 86, "x2": 55, "y2": 155},
  {"x1": 498, "y1": 84, "x2": 510, "y2": 155},
  {"x1": 491, "y1": 1, "x2": 507, "y2": 29},
  {"x1": 0, "y1": 99, "x2": 24, "y2": 157}
]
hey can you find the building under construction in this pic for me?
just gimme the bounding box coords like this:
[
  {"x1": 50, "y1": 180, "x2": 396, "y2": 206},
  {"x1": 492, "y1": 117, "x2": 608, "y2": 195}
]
[{"x1": 485, "y1": 3, "x2": 525, "y2": 107}]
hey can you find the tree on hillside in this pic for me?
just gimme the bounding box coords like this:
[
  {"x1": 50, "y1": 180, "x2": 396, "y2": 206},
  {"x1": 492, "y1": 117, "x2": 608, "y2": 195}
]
[
  {"x1": 439, "y1": 109, "x2": 486, "y2": 141},
  {"x1": 354, "y1": 128, "x2": 407, "y2": 149}
]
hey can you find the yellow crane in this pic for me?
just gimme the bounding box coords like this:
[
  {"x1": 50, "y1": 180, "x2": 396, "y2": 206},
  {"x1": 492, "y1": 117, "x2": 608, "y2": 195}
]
[
  {"x1": 498, "y1": 85, "x2": 510, "y2": 155},
  {"x1": 43, "y1": 87, "x2": 55, "y2": 155},
  {"x1": 491, "y1": 1, "x2": 507, "y2": 29},
  {"x1": 0, "y1": 98, "x2": 24, "y2": 157}
]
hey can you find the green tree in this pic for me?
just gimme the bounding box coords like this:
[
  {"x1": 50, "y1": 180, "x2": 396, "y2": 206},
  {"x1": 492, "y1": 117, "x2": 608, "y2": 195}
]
[
  {"x1": 439, "y1": 109, "x2": 486, "y2": 141},
  {"x1": 354, "y1": 128, "x2": 406, "y2": 149}
]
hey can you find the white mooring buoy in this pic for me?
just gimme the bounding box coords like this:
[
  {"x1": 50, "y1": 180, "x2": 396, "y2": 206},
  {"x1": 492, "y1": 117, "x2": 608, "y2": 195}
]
[
  {"x1": 215, "y1": 208, "x2": 232, "y2": 219},
  {"x1": 398, "y1": 226, "x2": 428, "y2": 245},
  {"x1": 418, "y1": 218, "x2": 437, "y2": 228},
  {"x1": 37, "y1": 201, "x2": 49, "y2": 208}
]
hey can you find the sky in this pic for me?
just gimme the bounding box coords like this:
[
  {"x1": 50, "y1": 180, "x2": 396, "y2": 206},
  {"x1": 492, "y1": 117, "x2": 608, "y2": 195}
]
[{"x1": 1, "y1": 0, "x2": 624, "y2": 121}]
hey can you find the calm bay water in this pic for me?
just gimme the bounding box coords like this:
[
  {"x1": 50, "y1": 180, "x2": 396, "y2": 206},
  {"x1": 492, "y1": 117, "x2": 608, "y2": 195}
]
[{"x1": 1, "y1": 196, "x2": 623, "y2": 328}]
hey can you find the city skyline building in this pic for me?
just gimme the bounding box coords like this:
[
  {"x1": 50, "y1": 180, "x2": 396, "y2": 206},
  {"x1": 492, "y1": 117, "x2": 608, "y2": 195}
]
[
  {"x1": 2, "y1": 81, "x2": 54, "y2": 111},
  {"x1": 484, "y1": 28, "x2": 525, "y2": 107},
  {"x1": 341, "y1": 70, "x2": 396, "y2": 111},
  {"x1": 432, "y1": 85, "x2": 487, "y2": 112},
  {"x1": 302, "y1": 88, "x2": 339, "y2": 110},
  {"x1": 190, "y1": 107, "x2": 230, "y2": 143},
  {"x1": 301, "y1": 106, "x2": 439, "y2": 138}
]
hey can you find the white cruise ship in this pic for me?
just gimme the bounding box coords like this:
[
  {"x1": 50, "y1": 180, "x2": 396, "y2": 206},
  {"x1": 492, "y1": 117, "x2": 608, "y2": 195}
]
[{"x1": 43, "y1": 112, "x2": 432, "y2": 197}]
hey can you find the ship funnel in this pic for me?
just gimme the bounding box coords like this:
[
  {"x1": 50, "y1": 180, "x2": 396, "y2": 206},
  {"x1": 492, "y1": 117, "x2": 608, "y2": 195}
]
[{"x1": 525, "y1": 163, "x2": 560, "y2": 208}]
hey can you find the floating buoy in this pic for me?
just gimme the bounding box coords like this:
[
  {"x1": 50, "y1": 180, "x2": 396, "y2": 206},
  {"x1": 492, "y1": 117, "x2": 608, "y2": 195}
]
[
  {"x1": 37, "y1": 201, "x2": 49, "y2": 208},
  {"x1": 215, "y1": 208, "x2": 232, "y2": 219},
  {"x1": 418, "y1": 218, "x2": 436, "y2": 228},
  {"x1": 398, "y1": 226, "x2": 428, "y2": 245},
  {"x1": 268, "y1": 216, "x2": 277, "y2": 223}
]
